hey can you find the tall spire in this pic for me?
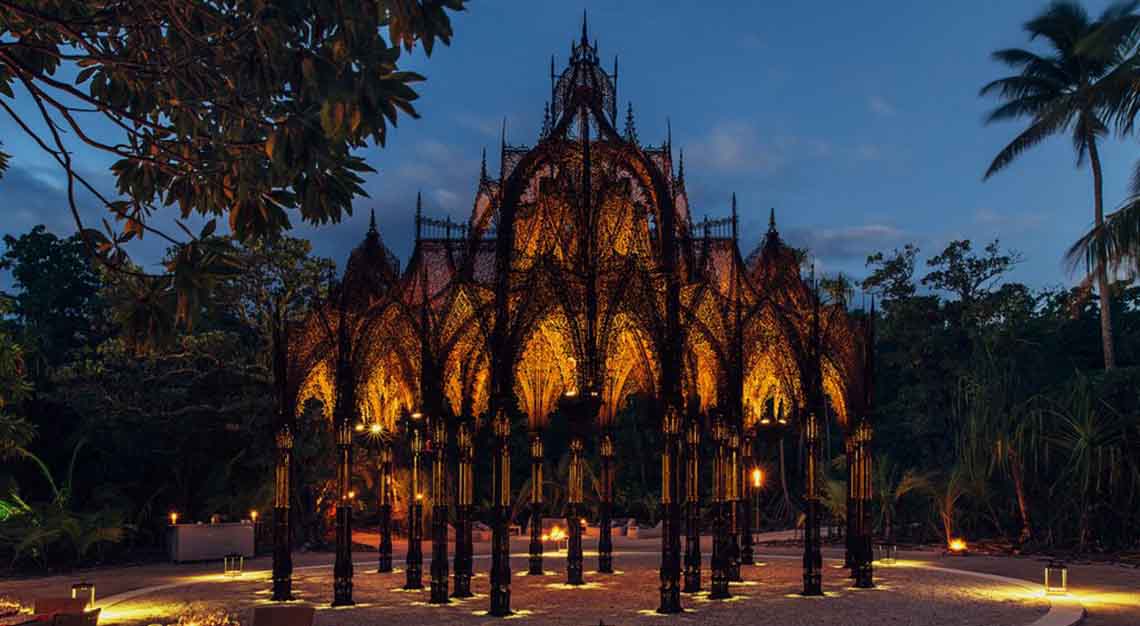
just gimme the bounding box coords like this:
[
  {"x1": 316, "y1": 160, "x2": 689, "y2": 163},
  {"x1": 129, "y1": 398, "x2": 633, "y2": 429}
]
[
  {"x1": 499, "y1": 117, "x2": 507, "y2": 181},
  {"x1": 612, "y1": 55, "x2": 619, "y2": 121},
  {"x1": 415, "y1": 191, "x2": 423, "y2": 241},
  {"x1": 368, "y1": 207, "x2": 378, "y2": 235},
  {"x1": 623, "y1": 101, "x2": 638, "y2": 144},
  {"x1": 731, "y1": 193, "x2": 738, "y2": 241},
  {"x1": 541, "y1": 101, "x2": 552, "y2": 139},
  {"x1": 666, "y1": 117, "x2": 672, "y2": 158},
  {"x1": 768, "y1": 207, "x2": 777, "y2": 233},
  {"x1": 581, "y1": 9, "x2": 589, "y2": 47},
  {"x1": 480, "y1": 147, "x2": 488, "y2": 180},
  {"x1": 677, "y1": 148, "x2": 685, "y2": 181}
]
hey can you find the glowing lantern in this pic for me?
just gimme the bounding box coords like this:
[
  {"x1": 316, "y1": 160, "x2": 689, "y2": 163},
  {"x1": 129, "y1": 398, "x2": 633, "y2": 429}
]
[
  {"x1": 249, "y1": 510, "x2": 258, "y2": 523},
  {"x1": 70, "y1": 581, "x2": 95, "y2": 609},
  {"x1": 224, "y1": 553, "x2": 244, "y2": 577},
  {"x1": 1044, "y1": 560, "x2": 1067, "y2": 595},
  {"x1": 751, "y1": 468, "x2": 764, "y2": 489},
  {"x1": 355, "y1": 423, "x2": 365, "y2": 432},
  {"x1": 370, "y1": 423, "x2": 383, "y2": 435},
  {"x1": 347, "y1": 490, "x2": 356, "y2": 500},
  {"x1": 948, "y1": 538, "x2": 967, "y2": 554},
  {"x1": 169, "y1": 511, "x2": 178, "y2": 526}
]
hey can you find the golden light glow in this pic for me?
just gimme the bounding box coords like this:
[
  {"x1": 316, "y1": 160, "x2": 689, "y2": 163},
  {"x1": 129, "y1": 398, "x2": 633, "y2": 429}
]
[
  {"x1": 752, "y1": 468, "x2": 764, "y2": 489},
  {"x1": 355, "y1": 423, "x2": 365, "y2": 432},
  {"x1": 347, "y1": 490, "x2": 356, "y2": 499},
  {"x1": 370, "y1": 423, "x2": 383, "y2": 435},
  {"x1": 249, "y1": 510, "x2": 258, "y2": 522},
  {"x1": 948, "y1": 538, "x2": 967, "y2": 552},
  {"x1": 169, "y1": 511, "x2": 178, "y2": 525},
  {"x1": 549, "y1": 526, "x2": 566, "y2": 541},
  {"x1": 415, "y1": 493, "x2": 424, "y2": 501}
]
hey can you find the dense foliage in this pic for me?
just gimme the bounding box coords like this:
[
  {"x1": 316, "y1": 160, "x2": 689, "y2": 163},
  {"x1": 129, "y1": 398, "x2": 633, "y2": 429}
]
[{"x1": 2, "y1": 223, "x2": 1136, "y2": 573}]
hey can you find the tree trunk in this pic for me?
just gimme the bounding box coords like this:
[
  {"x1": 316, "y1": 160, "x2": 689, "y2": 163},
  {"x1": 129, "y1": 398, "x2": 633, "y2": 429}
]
[
  {"x1": 779, "y1": 438, "x2": 792, "y2": 524},
  {"x1": 1088, "y1": 137, "x2": 1116, "y2": 370},
  {"x1": 1008, "y1": 447, "x2": 1031, "y2": 546}
]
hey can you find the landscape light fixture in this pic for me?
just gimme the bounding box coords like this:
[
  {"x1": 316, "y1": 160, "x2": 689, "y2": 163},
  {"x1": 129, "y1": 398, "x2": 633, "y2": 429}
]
[{"x1": 1044, "y1": 560, "x2": 1068, "y2": 595}]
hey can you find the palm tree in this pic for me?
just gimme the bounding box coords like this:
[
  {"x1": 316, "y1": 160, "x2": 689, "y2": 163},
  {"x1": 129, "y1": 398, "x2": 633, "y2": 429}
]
[
  {"x1": 982, "y1": 0, "x2": 1140, "y2": 370},
  {"x1": 873, "y1": 456, "x2": 933, "y2": 543}
]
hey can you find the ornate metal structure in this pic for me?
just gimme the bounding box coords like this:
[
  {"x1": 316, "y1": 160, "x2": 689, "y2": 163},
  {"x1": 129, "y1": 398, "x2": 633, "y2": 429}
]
[{"x1": 274, "y1": 16, "x2": 874, "y2": 617}]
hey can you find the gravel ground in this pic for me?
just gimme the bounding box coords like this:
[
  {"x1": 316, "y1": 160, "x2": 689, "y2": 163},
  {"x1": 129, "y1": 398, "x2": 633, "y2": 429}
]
[{"x1": 90, "y1": 553, "x2": 1049, "y2": 626}]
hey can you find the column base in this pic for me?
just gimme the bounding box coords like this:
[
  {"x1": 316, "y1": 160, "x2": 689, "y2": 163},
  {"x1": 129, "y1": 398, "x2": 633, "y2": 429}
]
[{"x1": 802, "y1": 572, "x2": 823, "y2": 596}]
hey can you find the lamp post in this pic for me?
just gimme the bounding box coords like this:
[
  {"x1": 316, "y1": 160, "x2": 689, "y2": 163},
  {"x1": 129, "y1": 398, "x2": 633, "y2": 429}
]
[
  {"x1": 452, "y1": 421, "x2": 474, "y2": 597},
  {"x1": 657, "y1": 405, "x2": 683, "y2": 614},
  {"x1": 332, "y1": 417, "x2": 355, "y2": 606},
  {"x1": 528, "y1": 430, "x2": 545, "y2": 576},
  {"x1": 489, "y1": 409, "x2": 512, "y2": 617},
  {"x1": 272, "y1": 426, "x2": 294, "y2": 600},
  {"x1": 429, "y1": 417, "x2": 450, "y2": 604},
  {"x1": 739, "y1": 432, "x2": 755, "y2": 567},
  {"x1": 682, "y1": 417, "x2": 701, "y2": 593},
  {"x1": 598, "y1": 430, "x2": 615, "y2": 574},
  {"x1": 709, "y1": 411, "x2": 731, "y2": 600},
  {"x1": 404, "y1": 410, "x2": 425, "y2": 591}
]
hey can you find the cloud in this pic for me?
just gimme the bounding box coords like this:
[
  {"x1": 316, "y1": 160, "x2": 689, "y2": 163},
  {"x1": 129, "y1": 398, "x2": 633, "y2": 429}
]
[
  {"x1": 453, "y1": 112, "x2": 500, "y2": 138},
  {"x1": 973, "y1": 207, "x2": 1044, "y2": 231},
  {"x1": 868, "y1": 95, "x2": 895, "y2": 117},
  {"x1": 687, "y1": 122, "x2": 832, "y2": 176},
  {"x1": 855, "y1": 144, "x2": 883, "y2": 161},
  {"x1": 784, "y1": 223, "x2": 909, "y2": 261}
]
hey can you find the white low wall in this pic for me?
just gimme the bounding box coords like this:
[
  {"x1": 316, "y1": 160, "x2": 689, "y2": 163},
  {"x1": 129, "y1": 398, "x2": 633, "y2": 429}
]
[{"x1": 169, "y1": 523, "x2": 254, "y2": 563}]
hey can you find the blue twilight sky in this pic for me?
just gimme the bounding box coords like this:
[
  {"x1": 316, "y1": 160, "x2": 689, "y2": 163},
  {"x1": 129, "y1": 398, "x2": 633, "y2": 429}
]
[{"x1": 2, "y1": 1, "x2": 1138, "y2": 290}]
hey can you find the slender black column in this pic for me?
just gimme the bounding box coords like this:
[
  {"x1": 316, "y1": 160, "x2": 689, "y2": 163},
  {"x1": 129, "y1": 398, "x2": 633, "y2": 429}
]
[
  {"x1": 727, "y1": 427, "x2": 742, "y2": 582},
  {"x1": 272, "y1": 426, "x2": 294, "y2": 601},
  {"x1": 332, "y1": 421, "x2": 355, "y2": 606},
  {"x1": 740, "y1": 434, "x2": 755, "y2": 566},
  {"x1": 378, "y1": 443, "x2": 394, "y2": 573},
  {"x1": 709, "y1": 415, "x2": 731, "y2": 600},
  {"x1": 489, "y1": 411, "x2": 512, "y2": 616},
  {"x1": 566, "y1": 437, "x2": 585, "y2": 585},
  {"x1": 453, "y1": 422, "x2": 474, "y2": 597},
  {"x1": 657, "y1": 407, "x2": 682, "y2": 613},
  {"x1": 528, "y1": 432, "x2": 544, "y2": 575},
  {"x1": 682, "y1": 421, "x2": 701, "y2": 593},
  {"x1": 405, "y1": 414, "x2": 424, "y2": 590},
  {"x1": 802, "y1": 411, "x2": 823, "y2": 596},
  {"x1": 852, "y1": 422, "x2": 874, "y2": 588},
  {"x1": 597, "y1": 431, "x2": 614, "y2": 574},
  {"x1": 844, "y1": 435, "x2": 855, "y2": 573},
  {"x1": 429, "y1": 420, "x2": 450, "y2": 604}
]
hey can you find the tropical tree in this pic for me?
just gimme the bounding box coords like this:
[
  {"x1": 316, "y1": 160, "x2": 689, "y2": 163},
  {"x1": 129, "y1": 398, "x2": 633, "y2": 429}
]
[
  {"x1": 873, "y1": 456, "x2": 933, "y2": 543},
  {"x1": 981, "y1": 0, "x2": 1140, "y2": 370},
  {"x1": 0, "y1": 0, "x2": 465, "y2": 310}
]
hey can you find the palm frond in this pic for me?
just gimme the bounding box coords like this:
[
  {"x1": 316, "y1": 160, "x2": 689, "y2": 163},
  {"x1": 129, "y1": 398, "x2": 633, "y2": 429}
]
[{"x1": 984, "y1": 106, "x2": 1072, "y2": 178}]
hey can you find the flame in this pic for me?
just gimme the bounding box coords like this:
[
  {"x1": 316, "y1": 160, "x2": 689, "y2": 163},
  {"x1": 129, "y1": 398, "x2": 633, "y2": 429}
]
[{"x1": 948, "y1": 538, "x2": 967, "y2": 552}]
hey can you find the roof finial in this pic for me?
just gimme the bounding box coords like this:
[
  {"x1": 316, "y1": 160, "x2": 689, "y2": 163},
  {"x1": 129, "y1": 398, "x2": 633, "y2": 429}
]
[
  {"x1": 480, "y1": 147, "x2": 488, "y2": 180},
  {"x1": 581, "y1": 9, "x2": 589, "y2": 47},
  {"x1": 368, "y1": 207, "x2": 378, "y2": 235},
  {"x1": 677, "y1": 148, "x2": 685, "y2": 181},
  {"x1": 768, "y1": 207, "x2": 777, "y2": 232}
]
